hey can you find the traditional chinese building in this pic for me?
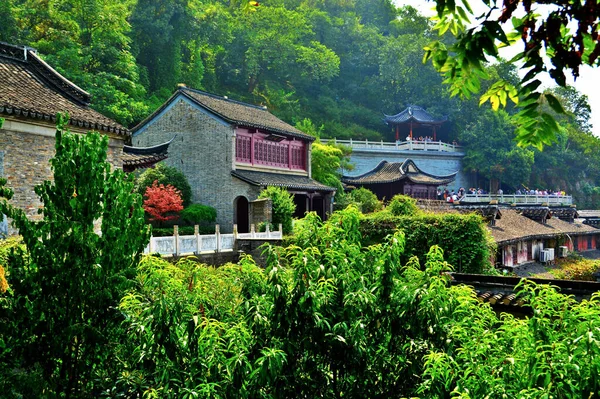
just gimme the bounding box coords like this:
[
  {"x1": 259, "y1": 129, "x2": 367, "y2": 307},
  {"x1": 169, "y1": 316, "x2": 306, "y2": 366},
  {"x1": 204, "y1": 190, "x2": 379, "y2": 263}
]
[
  {"x1": 341, "y1": 159, "x2": 457, "y2": 200},
  {"x1": 132, "y1": 86, "x2": 335, "y2": 232},
  {"x1": 486, "y1": 208, "x2": 600, "y2": 268},
  {"x1": 0, "y1": 42, "x2": 128, "y2": 235},
  {"x1": 384, "y1": 105, "x2": 447, "y2": 141}
]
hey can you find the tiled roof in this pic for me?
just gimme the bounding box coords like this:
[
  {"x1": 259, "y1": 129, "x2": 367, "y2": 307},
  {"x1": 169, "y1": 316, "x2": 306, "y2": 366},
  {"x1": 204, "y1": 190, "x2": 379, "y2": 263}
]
[
  {"x1": 231, "y1": 169, "x2": 336, "y2": 192},
  {"x1": 122, "y1": 152, "x2": 168, "y2": 172},
  {"x1": 450, "y1": 273, "x2": 600, "y2": 308},
  {"x1": 0, "y1": 42, "x2": 127, "y2": 136},
  {"x1": 384, "y1": 105, "x2": 447, "y2": 126},
  {"x1": 488, "y1": 209, "x2": 599, "y2": 245},
  {"x1": 122, "y1": 137, "x2": 173, "y2": 172},
  {"x1": 342, "y1": 159, "x2": 457, "y2": 186},
  {"x1": 133, "y1": 87, "x2": 314, "y2": 141}
]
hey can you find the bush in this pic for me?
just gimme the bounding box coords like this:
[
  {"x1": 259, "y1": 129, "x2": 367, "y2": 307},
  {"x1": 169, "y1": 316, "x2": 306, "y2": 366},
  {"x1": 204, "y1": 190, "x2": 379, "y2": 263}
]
[
  {"x1": 335, "y1": 188, "x2": 382, "y2": 213},
  {"x1": 551, "y1": 255, "x2": 600, "y2": 281},
  {"x1": 258, "y1": 186, "x2": 296, "y2": 234},
  {"x1": 135, "y1": 162, "x2": 193, "y2": 206},
  {"x1": 180, "y1": 203, "x2": 217, "y2": 225},
  {"x1": 360, "y1": 211, "x2": 494, "y2": 273},
  {"x1": 387, "y1": 194, "x2": 419, "y2": 216}
]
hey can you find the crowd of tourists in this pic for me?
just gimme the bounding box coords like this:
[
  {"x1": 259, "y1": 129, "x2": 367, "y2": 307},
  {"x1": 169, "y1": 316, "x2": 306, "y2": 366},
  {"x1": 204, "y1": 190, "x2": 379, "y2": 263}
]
[{"x1": 406, "y1": 135, "x2": 436, "y2": 142}]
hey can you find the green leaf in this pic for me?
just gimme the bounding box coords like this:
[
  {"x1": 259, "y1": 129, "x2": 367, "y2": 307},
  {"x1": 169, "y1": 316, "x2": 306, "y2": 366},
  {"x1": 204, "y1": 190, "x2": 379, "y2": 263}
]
[{"x1": 545, "y1": 93, "x2": 565, "y2": 114}]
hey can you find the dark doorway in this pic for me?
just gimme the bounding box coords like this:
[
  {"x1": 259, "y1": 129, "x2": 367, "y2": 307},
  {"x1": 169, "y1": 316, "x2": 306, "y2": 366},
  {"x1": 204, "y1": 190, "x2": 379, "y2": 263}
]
[
  {"x1": 293, "y1": 194, "x2": 308, "y2": 218},
  {"x1": 313, "y1": 196, "x2": 325, "y2": 220},
  {"x1": 235, "y1": 196, "x2": 249, "y2": 233}
]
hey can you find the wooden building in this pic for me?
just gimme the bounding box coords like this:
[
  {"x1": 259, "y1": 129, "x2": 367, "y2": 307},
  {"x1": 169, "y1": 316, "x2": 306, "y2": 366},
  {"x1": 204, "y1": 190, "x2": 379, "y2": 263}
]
[
  {"x1": 384, "y1": 105, "x2": 447, "y2": 141},
  {"x1": 341, "y1": 159, "x2": 456, "y2": 201}
]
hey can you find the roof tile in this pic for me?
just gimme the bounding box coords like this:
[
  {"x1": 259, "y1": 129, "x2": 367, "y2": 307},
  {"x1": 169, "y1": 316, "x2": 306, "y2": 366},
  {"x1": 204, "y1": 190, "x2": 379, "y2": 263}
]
[
  {"x1": 232, "y1": 169, "x2": 336, "y2": 192},
  {"x1": 0, "y1": 42, "x2": 127, "y2": 136}
]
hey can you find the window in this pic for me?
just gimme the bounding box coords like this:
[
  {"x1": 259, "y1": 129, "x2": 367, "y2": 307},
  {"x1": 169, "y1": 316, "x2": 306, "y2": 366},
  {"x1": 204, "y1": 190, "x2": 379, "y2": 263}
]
[{"x1": 236, "y1": 132, "x2": 306, "y2": 170}]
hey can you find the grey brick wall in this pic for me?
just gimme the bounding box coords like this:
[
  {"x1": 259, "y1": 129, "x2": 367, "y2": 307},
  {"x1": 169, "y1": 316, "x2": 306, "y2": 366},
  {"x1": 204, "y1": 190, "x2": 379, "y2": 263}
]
[
  {"x1": 133, "y1": 97, "x2": 261, "y2": 232},
  {"x1": 0, "y1": 150, "x2": 6, "y2": 237},
  {"x1": 0, "y1": 124, "x2": 124, "y2": 236}
]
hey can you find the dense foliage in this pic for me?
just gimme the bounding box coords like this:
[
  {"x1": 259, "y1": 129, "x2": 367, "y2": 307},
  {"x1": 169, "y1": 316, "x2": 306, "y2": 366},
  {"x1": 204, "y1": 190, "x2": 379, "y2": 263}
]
[
  {"x1": 3, "y1": 1, "x2": 600, "y2": 205},
  {"x1": 361, "y1": 210, "x2": 494, "y2": 274},
  {"x1": 340, "y1": 187, "x2": 383, "y2": 214},
  {"x1": 0, "y1": 123, "x2": 149, "y2": 397},
  {"x1": 428, "y1": 0, "x2": 600, "y2": 149},
  {"x1": 258, "y1": 186, "x2": 296, "y2": 234},
  {"x1": 386, "y1": 193, "x2": 420, "y2": 216},
  {"x1": 2, "y1": 202, "x2": 600, "y2": 396}
]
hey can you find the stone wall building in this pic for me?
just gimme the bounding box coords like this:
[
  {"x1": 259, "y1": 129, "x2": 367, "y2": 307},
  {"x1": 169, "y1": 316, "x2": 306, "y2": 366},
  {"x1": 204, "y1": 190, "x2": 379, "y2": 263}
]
[
  {"x1": 0, "y1": 42, "x2": 129, "y2": 235},
  {"x1": 132, "y1": 86, "x2": 335, "y2": 232}
]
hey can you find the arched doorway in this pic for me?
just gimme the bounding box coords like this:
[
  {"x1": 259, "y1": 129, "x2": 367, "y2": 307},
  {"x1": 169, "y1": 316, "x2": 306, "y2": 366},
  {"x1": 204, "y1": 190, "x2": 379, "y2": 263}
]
[{"x1": 234, "y1": 196, "x2": 249, "y2": 233}]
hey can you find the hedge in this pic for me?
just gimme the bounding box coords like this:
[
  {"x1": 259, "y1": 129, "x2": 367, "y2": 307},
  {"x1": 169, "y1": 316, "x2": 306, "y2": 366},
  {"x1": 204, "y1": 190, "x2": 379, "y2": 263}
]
[{"x1": 360, "y1": 211, "x2": 495, "y2": 274}]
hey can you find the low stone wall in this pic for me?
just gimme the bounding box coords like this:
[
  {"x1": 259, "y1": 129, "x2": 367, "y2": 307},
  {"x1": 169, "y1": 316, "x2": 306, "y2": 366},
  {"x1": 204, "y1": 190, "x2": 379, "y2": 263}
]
[{"x1": 169, "y1": 237, "x2": 283, "y2": 267}]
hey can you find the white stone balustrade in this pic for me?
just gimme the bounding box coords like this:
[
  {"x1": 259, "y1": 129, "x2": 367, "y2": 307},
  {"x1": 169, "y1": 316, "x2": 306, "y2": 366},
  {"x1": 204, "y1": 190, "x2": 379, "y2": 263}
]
[
  {"x1": 460, "y1": 194, "x2": 573, "y2": 206},
  {"x1": 322, "y1": 138, "x2": 462, "y2": 153},
  {"x1": 144, "y1": 223, "x2": 283, "y2": 257}
]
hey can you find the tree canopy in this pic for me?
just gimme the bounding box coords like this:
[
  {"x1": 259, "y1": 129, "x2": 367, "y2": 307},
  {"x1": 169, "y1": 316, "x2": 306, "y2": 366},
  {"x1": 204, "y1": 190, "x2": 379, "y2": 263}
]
[
  {"x1": 427, "y1": 0, "x2": 600, "y2": 148},
  {"x1": 2, "y1": 0, "x2": 600, "y2": 205}
]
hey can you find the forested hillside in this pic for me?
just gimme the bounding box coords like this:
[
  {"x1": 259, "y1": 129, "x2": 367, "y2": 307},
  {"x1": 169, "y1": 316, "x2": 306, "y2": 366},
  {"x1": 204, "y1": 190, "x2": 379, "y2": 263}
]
[{"x1": 2, "y1": 0, "x2": 600, "y2": 206}]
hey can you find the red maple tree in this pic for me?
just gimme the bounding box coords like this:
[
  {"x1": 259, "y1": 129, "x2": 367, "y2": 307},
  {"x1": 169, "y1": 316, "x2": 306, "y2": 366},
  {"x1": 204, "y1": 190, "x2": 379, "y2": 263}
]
[{"x1": 143, "y1": 180, "x2": 184, "y2": 223}]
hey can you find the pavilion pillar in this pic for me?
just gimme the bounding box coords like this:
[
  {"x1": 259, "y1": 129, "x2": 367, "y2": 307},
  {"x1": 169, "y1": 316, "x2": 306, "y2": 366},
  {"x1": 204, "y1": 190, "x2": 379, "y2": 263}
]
[
  {"x1": 410, "y1": 121, "x2": 413, "y2": 139},
  {"x1": 395, "y1": 125, "x2": 399, "y2": 141},
  {"x1": 433, "y1": 126, "x2": 437, "y2": 141}
]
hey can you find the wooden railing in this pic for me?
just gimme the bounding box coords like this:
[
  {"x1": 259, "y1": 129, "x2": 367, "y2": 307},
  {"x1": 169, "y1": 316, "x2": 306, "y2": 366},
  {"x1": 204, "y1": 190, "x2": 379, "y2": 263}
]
[
  {"x1": 322, "y1": 138, "x2": 463, "y2": 153},
  {"x1": 144, "y1": 223, "x2": 283, "y2": 257},
  {"x1": 460, "y1": 194, "x2": 573, "y2": 206}
]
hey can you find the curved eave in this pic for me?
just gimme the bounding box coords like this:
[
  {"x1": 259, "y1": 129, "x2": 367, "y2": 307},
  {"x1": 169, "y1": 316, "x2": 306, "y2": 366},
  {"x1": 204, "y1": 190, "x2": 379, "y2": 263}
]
[
  {"x1": 384, "y1": 114, "x2": 447, "y2": 126},
  {"x1": 341, "y1": 160, "x2": 390, "y2": 183},
  {"x1": 404, "y1": 174, "x2": 457, "y2": 185},
  {"x1": 0, "y1": 105, "x2": 129, "y2": 136},
  {"x1": 124, "y1": 136, "x2": 175, "y2": 155}
]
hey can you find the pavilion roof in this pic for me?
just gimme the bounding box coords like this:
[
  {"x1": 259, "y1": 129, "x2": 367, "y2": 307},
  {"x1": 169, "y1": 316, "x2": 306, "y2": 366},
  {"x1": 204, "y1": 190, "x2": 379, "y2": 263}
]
[
  {"x1": 341, "y1": 159, "x2": 457, "y2": 186},
  {"x1": 384, "y1": 105, "x2": 447, "y2": 126},
  {"x1": 0, "y1": 42, "x2": 127, "y2": 136},
  {"x1": 232, "y1": 169, "x2": 336, "y2": 192}
]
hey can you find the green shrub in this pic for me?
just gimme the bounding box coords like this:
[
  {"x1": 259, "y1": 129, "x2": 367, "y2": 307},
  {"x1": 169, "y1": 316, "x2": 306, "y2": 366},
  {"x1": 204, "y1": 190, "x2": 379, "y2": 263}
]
[
  {"x1": 135, "y1": 162, "x2": 193, "y2": 206},
  {"x1": 0, "y1": 124, "x2": 149, "y2": 397},
  {"x1": 387, "y1": 194, "x2": 419, "y2": 216},
  {"x1": 333, "y1": 192, "x2": 359, "y2": 211},
  {"x1": 550, "y1": 256, "x2": 600, "y2": 281},
  {"x1": 258, "y1": 186, "x2": 296, "y2": 234},
  {"x1": 151, "y1": 226, "x2": 215, "y2": 236},
  {"x1": 180, "y1": 203, "x2": 217, "y2": 225},
  {"x1": 360, "y1": 211, "x2": 494, "y2": 273},
  {"x1": 348, "y1": 187, "x2": 382, "y2": 213}
]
